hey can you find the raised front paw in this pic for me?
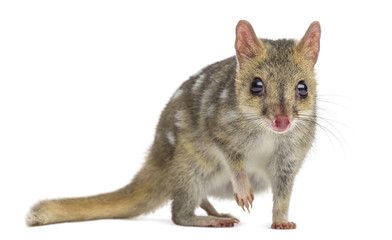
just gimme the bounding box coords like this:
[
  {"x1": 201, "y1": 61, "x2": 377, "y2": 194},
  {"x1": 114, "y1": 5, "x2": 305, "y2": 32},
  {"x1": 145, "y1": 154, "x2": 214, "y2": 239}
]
[
  {"x1": 233, "y1": 188, "x2": 254, "y2": 213},
  {"x1": 271, "y1": 221, "x2": 297, "y2": 230}
]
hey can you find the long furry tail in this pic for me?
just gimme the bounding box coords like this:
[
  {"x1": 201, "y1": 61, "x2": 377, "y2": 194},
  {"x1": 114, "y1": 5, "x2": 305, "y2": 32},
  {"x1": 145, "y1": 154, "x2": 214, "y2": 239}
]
[{"x1": 26, "y1": 163, "x2": 169, "y2": 226}]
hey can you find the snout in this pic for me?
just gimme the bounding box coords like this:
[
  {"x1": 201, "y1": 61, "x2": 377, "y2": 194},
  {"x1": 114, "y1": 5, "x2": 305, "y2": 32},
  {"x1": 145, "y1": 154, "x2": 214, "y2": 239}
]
[{"x1": 272, "y1": 116, "x2": 291, "y2": 132}]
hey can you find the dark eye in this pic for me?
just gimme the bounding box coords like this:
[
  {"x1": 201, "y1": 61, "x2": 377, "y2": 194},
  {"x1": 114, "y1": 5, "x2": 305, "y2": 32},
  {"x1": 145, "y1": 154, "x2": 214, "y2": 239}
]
[
  {"x1": 296, "y1": 81, "x2": 308, "y2": 98},
  {"x1": 250, "y1": 77, "x2": 265, "y2": 96}
]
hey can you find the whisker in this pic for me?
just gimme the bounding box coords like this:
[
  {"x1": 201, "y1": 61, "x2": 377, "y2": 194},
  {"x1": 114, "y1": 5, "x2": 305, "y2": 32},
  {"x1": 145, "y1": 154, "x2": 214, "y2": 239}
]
[
  {"x1": 297, "y1": 115, "x2": 347, "y2": 154},
  {"x1": 318, "y1": 99, "x2": 348, "y2": 109},
  {"x1": 299, "y1": 113, "x2": 347, "y2": 127}
]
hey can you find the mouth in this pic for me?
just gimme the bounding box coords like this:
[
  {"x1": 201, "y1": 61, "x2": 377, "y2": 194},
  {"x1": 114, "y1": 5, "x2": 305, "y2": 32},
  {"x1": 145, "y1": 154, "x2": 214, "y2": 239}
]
[{"x1": 271, "y1": 116, "x2": 291, "y2": 133}]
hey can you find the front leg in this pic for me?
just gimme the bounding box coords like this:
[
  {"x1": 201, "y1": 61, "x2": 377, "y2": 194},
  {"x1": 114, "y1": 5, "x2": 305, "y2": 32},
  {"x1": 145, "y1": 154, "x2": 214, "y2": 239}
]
[
  {"x1": 271, "y1": 166, "x2": 297, "y2": 229},
  {"x1": 232, "y1": 170, "x2": 254, "y2": 212},
  {"x1": 227, "y1": 152, "x2": 254, "y2": 212}
]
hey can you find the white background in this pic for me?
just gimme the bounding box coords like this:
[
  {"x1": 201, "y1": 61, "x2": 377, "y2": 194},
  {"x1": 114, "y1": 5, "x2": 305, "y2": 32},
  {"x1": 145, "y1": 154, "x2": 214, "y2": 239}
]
[{"x1": 1, "y1": 0, "x2": 391, "y2": 239}]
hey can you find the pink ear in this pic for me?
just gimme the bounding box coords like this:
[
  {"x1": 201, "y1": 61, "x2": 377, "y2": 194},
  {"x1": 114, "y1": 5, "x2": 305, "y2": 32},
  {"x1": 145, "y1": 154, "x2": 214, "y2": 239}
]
[
  {"x1": 235, "y1": 20, "x2": 263, "y2": 67},
  {"x1": 297, "y1": 21, "x2": 321, "y2": 65}
]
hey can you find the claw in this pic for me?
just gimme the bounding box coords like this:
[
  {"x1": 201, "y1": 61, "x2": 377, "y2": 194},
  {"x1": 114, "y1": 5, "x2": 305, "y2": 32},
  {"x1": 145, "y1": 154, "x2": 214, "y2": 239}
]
[
  {"x1": 233, "y1": 189, "x2": 254, "y2": 213},
  {"x1": 234, "y1": 193, "x2": 239, "y2": 205},
  {"x1": 248, "y1": 195, "x2": 253, "y2": 209}
]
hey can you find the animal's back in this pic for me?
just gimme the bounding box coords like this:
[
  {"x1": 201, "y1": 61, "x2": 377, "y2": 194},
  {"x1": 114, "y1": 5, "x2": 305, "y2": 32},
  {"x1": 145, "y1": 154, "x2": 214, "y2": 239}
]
[{"x1": 149, "y1": 56, "x2": 237, "y2": 167}]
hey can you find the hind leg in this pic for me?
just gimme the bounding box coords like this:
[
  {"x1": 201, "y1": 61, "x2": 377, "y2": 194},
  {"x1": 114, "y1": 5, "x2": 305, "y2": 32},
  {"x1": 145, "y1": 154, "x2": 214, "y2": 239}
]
[
  {"x1": 171, "y1": 191, "x2": 238, "y2": 227},
  {"x1": 200, "y1": 198, "x2": 239, "y2": 222}
]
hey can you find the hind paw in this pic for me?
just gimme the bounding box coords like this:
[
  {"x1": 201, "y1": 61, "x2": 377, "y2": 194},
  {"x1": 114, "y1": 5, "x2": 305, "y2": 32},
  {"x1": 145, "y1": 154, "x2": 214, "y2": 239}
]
[{"x1": 173, "y1": 215, "x2": 239, "y2": 227}]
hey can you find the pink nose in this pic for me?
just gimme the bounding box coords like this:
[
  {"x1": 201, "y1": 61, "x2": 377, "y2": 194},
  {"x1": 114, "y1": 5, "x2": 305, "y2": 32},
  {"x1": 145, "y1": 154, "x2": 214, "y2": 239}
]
[{"x1": 272, "y1": 116, "x2": 291, "y2": 132}]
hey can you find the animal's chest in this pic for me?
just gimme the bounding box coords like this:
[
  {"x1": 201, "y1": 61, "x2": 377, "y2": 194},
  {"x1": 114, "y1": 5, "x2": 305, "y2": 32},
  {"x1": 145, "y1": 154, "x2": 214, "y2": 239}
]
[
  {"x1": 243, "y1": 133, "x2": 276, "y2": 177},
  {"x1": 204, "y1": 134, "x2": 278, "y2": 198}
]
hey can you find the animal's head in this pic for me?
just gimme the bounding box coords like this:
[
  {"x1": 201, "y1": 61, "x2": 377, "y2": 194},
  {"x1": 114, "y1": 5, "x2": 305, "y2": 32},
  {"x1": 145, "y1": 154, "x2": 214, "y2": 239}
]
[{"x1": 234, "y1": 20, "x2": 321, "y2": 133}]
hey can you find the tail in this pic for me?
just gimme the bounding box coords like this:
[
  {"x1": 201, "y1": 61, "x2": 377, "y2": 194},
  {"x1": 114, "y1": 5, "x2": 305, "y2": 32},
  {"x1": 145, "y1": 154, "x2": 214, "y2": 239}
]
[{"x1": 26, "y1": 163, "x2": 169, "y2": 226}]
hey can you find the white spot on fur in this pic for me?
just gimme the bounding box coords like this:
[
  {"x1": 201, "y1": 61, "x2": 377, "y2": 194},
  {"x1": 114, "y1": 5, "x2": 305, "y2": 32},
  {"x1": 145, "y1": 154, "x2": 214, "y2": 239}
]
[
  {"x1": 219, "y1": 88, "x2": 228, "y2": 101},
  {"x1": 192, "y1": 73, "x2": 206, "y2": 92},
  {"x1": 200, "y1": 87, "x2": 214, "y2": 118},
  {"x1": 175, "y1": 110, "x2": 184, "y2": 127},
  {"x1": 206, "y1": 105, "x2": 216, "y2": 116},
  {"x1": 200, "y1": 87, "x2": 213, "y2": 116},
  {"x1": 172, "y1": 88, "x2": 183, "y2": 100},
  {"x1": 166, "y1": 131, "x2": 176, "y2": 146}
]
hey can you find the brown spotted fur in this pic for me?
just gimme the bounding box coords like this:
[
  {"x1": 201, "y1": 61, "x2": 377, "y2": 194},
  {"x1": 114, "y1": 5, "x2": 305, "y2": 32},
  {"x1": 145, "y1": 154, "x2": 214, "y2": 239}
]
[{"x1": 27, "y1": 20, "x2": 321, "y2": 229}]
